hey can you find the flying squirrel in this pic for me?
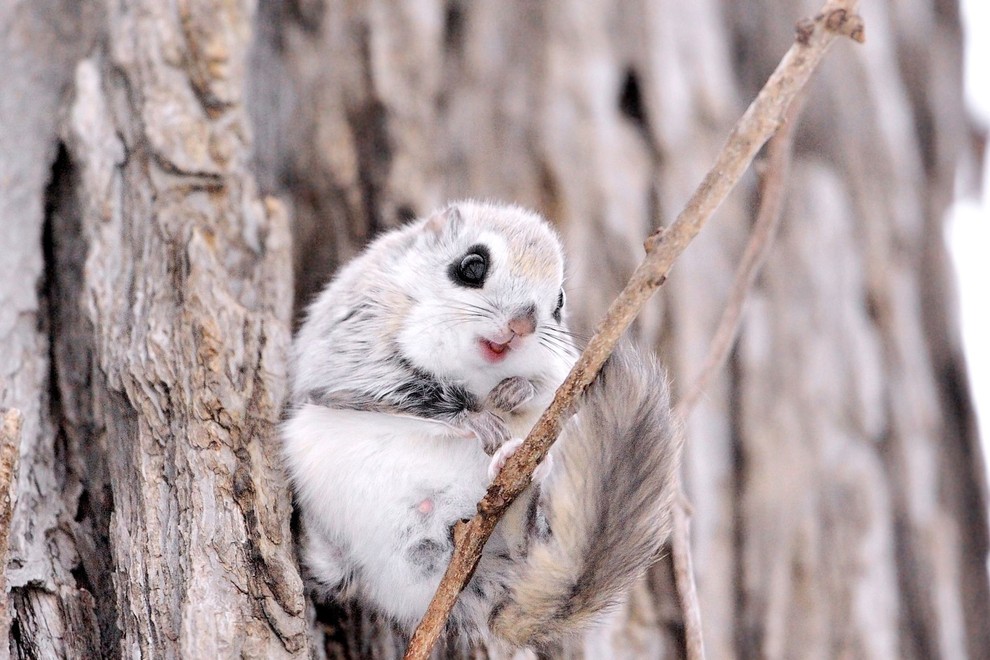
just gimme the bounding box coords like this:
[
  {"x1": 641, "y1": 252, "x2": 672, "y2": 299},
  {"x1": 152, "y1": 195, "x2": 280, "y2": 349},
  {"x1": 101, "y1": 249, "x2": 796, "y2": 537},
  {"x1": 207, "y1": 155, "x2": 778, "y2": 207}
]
[{"x1": 281, "y1": 200, "x2": 682, "y2": 652}]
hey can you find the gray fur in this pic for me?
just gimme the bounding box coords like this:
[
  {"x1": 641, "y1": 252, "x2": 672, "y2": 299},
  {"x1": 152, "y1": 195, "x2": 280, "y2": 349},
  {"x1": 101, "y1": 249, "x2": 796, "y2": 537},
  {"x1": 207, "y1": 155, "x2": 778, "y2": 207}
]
[
  {"x1": 283, "y1": 200, "x2": 681, "y2": 650},
  {"x1": 488, "y1": 342, "x2": 683, "y2": 649},
  {"x1": 405, "y1": 538, "x2": 450, "y2": 576},
  {"x1": 484, "y1": 375, "x2": 536, "y2": 413}
]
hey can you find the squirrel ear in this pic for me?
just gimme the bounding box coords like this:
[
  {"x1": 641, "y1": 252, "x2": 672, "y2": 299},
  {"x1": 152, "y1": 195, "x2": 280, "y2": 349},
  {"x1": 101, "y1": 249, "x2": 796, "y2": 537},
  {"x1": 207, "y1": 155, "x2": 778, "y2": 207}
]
[{"x1": 424, "y1": 205, "x2": 464, "y2": 241}]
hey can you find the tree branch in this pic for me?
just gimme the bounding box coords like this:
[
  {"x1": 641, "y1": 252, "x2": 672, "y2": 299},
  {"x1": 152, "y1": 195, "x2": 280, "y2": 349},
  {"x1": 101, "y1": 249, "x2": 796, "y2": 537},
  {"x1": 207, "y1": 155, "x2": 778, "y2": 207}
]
[
  {"x1": 671, "y1": 489, "x2": 705, "y2": 660},
  {"x1": 404, "y1": 4, "x2": 864, "y2": 658},
  {"x1": 669, "y1": 87, "x2": 807, "y2": 660},
  {"x1": 675, "y1": 91, "x2": 806, "y2": 421}
]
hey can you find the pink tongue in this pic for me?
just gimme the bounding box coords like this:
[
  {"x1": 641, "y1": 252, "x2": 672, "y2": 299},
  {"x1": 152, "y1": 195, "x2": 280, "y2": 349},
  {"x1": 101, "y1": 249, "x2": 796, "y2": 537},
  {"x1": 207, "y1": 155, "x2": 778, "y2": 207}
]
[{"x1": 479, "y1": 338, "x2": 511, "y2": 363}]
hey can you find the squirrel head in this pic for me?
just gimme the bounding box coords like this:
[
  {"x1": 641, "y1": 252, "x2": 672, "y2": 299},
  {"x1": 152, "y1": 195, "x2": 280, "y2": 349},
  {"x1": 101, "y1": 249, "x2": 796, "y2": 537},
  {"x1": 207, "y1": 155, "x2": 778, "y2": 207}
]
[{"x1": 393, "y1": 201, "x2": 575, "y2": 397}]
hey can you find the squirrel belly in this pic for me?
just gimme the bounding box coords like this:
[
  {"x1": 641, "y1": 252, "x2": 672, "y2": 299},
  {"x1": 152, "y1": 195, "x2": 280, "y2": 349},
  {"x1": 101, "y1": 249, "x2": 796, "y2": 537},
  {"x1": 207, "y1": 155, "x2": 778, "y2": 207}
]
[
  {"x1": 282, "y1": 405, "x2": 497, "y2": 627},
  {"x1": 280, "y1": 201, "x2": 682, "y2": 650}
]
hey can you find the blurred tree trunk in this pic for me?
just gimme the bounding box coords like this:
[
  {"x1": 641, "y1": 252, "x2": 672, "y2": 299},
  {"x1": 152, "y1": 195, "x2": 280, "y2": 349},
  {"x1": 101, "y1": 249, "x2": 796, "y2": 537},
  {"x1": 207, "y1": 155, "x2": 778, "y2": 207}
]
[
  {"x1": 1, "y1": 0, "x2": 986, "y2": 659},
  {"x1": 249, "y1": 0, "x2": 988, "y2": 658}
]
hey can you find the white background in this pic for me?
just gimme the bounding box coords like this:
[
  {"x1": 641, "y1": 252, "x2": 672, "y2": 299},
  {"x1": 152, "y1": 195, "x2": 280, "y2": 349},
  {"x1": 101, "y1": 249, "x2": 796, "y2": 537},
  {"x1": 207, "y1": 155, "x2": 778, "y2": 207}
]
[{"x1": 951, "y1": 0, "x2": 989, "y2": 466}]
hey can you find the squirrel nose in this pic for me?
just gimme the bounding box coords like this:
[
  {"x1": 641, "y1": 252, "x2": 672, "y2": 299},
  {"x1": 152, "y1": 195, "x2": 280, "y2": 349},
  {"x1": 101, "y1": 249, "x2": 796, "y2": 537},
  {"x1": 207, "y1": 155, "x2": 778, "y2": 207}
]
[{"x1": 508, "y1": 305, "x2": 537, "y2": 337}]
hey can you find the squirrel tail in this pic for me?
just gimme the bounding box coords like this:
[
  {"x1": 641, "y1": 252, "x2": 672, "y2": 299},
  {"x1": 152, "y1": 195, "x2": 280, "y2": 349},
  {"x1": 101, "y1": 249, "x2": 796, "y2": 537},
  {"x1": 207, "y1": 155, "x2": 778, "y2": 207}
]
[{"x1": 489, "y1": 342, "x2": 683, "y2": 649}]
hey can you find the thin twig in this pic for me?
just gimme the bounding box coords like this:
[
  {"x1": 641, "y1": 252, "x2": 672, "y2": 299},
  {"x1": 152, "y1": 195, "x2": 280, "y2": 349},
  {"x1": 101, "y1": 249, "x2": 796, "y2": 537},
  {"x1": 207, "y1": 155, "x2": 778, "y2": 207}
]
[
  {"x1": 671, "y1": 484, "x2": 704, "y2": 660},
  {"x1": 675, "y1": 92, "x2": 807, "y2": 420},
  {"x1": 404, "y1": 4, "x2": 864, "y2": 658},
  {"x1": 669, "y1": 91, "x2": 807, "y2": 660}
]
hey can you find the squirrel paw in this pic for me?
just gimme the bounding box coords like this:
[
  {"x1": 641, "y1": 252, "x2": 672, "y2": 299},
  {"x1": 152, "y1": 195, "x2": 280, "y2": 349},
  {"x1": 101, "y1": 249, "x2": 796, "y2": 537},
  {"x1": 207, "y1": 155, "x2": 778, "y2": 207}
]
[
  {"x1": 485, "y1": 376, "x2": 536, "y2": 413},
  {"x1": 453, "y1": 409, "x2": 510, "y2": 455},
  {"x1": 487, "y1": 438, "x2": 554, "y2": 483}
]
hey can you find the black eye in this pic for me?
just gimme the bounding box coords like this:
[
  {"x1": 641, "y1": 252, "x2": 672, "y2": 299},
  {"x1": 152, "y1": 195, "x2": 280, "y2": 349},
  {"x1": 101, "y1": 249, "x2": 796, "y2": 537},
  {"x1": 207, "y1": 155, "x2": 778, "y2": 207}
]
[
  {"x1": 448, "y1": 244, "x2": 490, "y2": 288},
  {"x1": 460, "y1": 254, "x2": 486, "y2": 281},
  {"x1": 552, "y1": 289, "x2": 565, "y2": 322}
]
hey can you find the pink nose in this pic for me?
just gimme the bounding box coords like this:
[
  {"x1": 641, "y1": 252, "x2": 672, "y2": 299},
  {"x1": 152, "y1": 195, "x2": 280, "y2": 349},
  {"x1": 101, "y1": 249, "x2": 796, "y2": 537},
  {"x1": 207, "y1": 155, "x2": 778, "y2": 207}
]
[{"x1": 508, "y1": 308, "x2": 536, "y2": 337}]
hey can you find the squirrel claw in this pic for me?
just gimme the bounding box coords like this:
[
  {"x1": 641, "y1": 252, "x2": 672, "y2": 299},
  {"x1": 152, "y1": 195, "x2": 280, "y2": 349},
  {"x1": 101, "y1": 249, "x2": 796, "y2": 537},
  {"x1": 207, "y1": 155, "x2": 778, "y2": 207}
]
[
  {"x1": 485, "y1": 376, "x2": 536, "y2": 414},
  {"x1": 453, "y1": 409, "x2": 510, "y2": 455},
  {"x1": 487, "y1": 438, "x2": 554, "y2": 483}
]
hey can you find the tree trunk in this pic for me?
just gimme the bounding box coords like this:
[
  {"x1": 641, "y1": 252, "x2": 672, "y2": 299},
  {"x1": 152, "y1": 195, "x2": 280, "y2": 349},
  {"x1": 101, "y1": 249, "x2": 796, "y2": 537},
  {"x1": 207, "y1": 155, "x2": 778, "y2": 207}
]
[
  {"x1": 2, "y1": 0, "x2": 309, "y2": 657},
  {"x1": 2, "y1": 0, "x2": 986, "y2": 658}
]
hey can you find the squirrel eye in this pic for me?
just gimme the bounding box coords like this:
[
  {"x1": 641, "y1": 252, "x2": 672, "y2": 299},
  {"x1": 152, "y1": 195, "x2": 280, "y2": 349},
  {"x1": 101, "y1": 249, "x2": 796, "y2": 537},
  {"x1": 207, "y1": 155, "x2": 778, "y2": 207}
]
[
  {"x1": 449, "y1": 245, "x2": 490, "y2": 288},
  {"x1": 553, "y1": 289, "x2": 565, "y2": 322},
  {"x1": 459, "y1": 254, "x2": 486, "y2": 282}
]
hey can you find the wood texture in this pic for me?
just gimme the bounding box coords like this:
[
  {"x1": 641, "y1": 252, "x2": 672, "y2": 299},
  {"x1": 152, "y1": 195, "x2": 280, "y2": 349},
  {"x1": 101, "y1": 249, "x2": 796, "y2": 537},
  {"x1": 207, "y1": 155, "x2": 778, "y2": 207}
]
[
  {"x1": 2, "y1": 0, "x2": 310, "y2": 657},
  {"x1": 0, "y1": 2, "x2": 103, "y2": 657},
  {"x1": 0, "y1": 409, "x2": 23, "y2": 659}
]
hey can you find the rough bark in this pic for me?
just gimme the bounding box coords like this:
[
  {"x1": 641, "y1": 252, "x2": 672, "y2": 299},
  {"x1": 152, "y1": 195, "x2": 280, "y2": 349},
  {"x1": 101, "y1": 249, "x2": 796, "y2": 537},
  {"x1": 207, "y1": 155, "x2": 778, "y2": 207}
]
[
  {"x1": 0, "y1": 409, "x2": 23, "y2": 657},
  {"x1": 2, "y1": 0, "x2": 310, "y2": 657},
  {"x1": 249, "y1": 0, "x2": 987, "y2": 658},
  {"x1": 1, "y1": 2, "x2": 104, "y2": 657}
]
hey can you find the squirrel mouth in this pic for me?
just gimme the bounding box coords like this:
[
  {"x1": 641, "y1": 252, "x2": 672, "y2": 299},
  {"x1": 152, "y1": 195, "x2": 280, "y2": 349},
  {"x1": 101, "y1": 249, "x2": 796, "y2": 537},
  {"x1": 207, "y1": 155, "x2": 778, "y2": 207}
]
[{"x1": 479, "y1": 338, "x2": 511, "y2": 363}]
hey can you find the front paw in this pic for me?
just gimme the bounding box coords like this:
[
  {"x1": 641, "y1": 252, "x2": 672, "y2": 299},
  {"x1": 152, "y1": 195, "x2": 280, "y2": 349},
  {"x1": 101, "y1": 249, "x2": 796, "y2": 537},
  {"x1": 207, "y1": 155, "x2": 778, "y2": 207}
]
[
  {"x1": 485, "y1": 376, "x2": 536, "y2": 414},
  {"x1": 487, "y1": 438, "x2": 554, "y2": 483},
  {"x1": 453, "y1": 409, "x2": 510, "y2": 455}
]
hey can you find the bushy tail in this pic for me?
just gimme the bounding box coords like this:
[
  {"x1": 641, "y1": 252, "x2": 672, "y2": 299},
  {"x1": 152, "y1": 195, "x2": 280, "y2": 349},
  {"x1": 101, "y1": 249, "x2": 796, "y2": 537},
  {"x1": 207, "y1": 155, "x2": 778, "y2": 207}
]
[{"x1": 490, "y1": 342, "x2": 683, "y2": 649}]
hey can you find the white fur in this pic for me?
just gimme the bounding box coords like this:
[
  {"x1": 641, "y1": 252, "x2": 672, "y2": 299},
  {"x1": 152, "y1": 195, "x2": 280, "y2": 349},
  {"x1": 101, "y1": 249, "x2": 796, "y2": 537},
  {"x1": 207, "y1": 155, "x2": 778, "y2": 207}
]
[
  {"x1": 283, "y1": 404, "x2": 491, "y2": 626},
  {"x1": 276, "y1": 202, "x2": 686, "y2": 651},
  {"x1": 290, "y1": 201, "x2": 576, "y2": 413},
  {"x1": 488, "y1": 438, "x2": 554, "y2": 483}
]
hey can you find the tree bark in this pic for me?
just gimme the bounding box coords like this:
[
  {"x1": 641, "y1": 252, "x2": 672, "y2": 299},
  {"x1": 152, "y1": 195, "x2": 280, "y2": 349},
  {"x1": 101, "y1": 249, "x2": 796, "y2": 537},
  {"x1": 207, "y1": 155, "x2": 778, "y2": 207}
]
[
  {"x1": 2, "y1": 0, "x2": 310, "y2": 657},
  {"x1": 1, "y1": 2, "x2": 104, "y2": 657}
]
